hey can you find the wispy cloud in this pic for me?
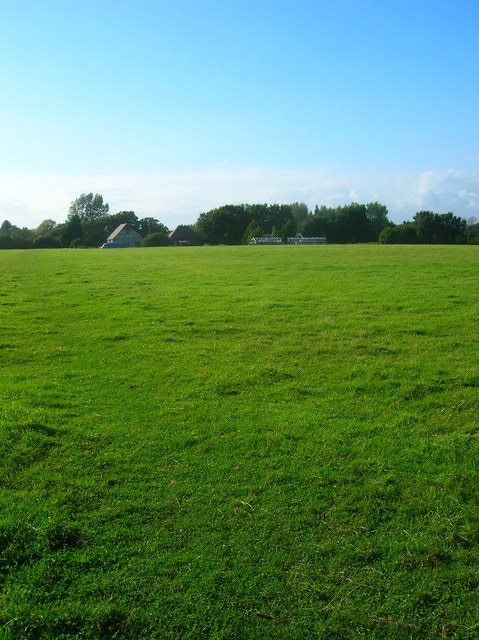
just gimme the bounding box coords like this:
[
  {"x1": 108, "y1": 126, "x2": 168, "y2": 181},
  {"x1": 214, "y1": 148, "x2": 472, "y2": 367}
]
[
  {"x1": 394, "y1": 169, "x2": 479, "y2": 221},
  {"x1": 1, "y1": 167, "x2": 478, "y2": 230}
]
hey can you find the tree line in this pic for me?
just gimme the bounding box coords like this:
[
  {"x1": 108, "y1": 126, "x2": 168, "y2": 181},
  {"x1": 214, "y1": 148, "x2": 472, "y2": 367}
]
[
  {"x1": 196, "y1": 201, "x2": 478, "y2": 245},
  {"x1": 1, "y1": 192, "x2": 478, "y2": 249},
  {"x1": 0, "y1": 193, "x2": 170, "y2": 249}
]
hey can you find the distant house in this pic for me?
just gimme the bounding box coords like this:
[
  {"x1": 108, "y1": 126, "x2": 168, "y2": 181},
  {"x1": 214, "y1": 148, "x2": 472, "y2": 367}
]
[
  {"x1": 168, "y1": 225, "x2": 204, "y2": 246},
  {"x1": 105, "y1": 224, "x2": 141, "y2": 247}
]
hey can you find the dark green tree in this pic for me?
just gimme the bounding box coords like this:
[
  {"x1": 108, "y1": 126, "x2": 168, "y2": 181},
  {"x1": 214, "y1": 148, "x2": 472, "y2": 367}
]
[
  {"x1": 266, "y1": 204, "x2": 296, "y2": 235},
  {"x1": 290, "y1": 202, "x2": 310, "y2": 227},
  {"x1": 196, "y1": 205, "x2": 251, "y2": 244},
  {"x1": 111, "y1": 211, "x2": 140, "y2": 232},
  {"x1": 33, "y1": 235, "x2": 61, "y2": 248},
  {"x1": 413, "y1": 211, "x2": 439, "y2": 243},
  {"x1": 196, "y1": 203, "x2": 309, "y2": 244},
  {"x1": 138, "y1": 217, "x2": 169, "y2": 237},
  {"x1": 436, "y1": 212, "x2": 466, "y2": 243},
  {"x1": 141, "y1": 232, "x2": 170, "y2": 246},
  {"x1": 338, "y1": 203, "x2": 369, "y2": 242},
  {"x1": 302, "y1": 208, "x2": 328, "y2": 237},
  {"x1": 303, "y1": 203, "x2": 368, "y2": 243},
  {"x1": 413, "y1": 211, "x2": 466, "y2": 243},
  {"x1": 0, "y1": 223, "x2": 34, "y2": 248},
  {"x1": 0, "y1": 220, "x2": 14, "y2": 234},
  {"x1": 366, "y1": 202, "x2": 390, "y2": 240},
  {"x1": 60, "y1": 214, "x2": 83, "y2": 247},
  {"x1": 68, "y1": 193, "x2": 109, "y2": 222},
  {"x1": 280, "y1": 218, "x2": 297, "y2": 243},
  {"x1": 464, "y1": 217, "x2": 479, "y2": 244}
]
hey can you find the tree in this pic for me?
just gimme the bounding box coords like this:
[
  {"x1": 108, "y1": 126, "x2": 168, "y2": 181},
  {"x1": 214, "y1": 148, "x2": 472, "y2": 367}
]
[
  {"x1": 265, "y1": 204, "x2": 296, "y2": 235},
  {"x1": 60, "y1": 214, "x2": 83, "y2": 247},
  {"x1": 33, "y1": 235, "x2": 61, "y2": 248},
  {"x1": 290, "y1": 202, "x2": 310, "y2": 227},
  {"x1": 366, "y1": 202, "x2": 390, "y2": 241},
  {"x1": 436, "y1": 212, "x2": 466, "y2": 243},
  {"x1": 111, "y1": 211, "x2": 139, "y2": 232},
  {"x1": 68, "y1": 193, "x2": 109, "y2": 222},
  {"x1": 378, "y1": 225, "x2": 398, "y2": 244},
  {"x1": 242, "y1": 219, "x2": 263, "y2": 244},
  {"x1": 280, "y1": 218, "x2": 296, "y2": 243},
  {"x1": 138, "y1": 217, "x2": 169, "y2": 237},
  {"x1": 413, "y1": 211, "x2": 439, "y2": 243},
  {"x1": 305, "y1": 203, "x2": 368, "y2": 243},
  {"x1": 141, "y1": 232, "x2": 170, "y2": 246},
  {"x1": 302, "y1": 208, "x2": 328, "y2": 237},
  {"x1": 301, "y1": 201, "x2": 390, "y2": 242},
  {"x1": 0, "y1": 223, "x2": 34, "y2": 249},
  {"x1": 34, "y1": 219, "x2": 57, "y2": 238},
  {"x1": 0, "y1": 220, "x2": 13, "y2": 234},
  {"x1": 0, "y1": 234, "x2": 16, "y2": 249},
  {"x1": 465, "y1": 222, "x2": 479, "y2": 244},
  {"x1": 379, "y1": 221, "x2": 418, "y2": 244},
  {"x1": 196, "y1": 205, "x2": 251, "y2": 244},
  {"x1": 335, "y1": 203, "x2": 369, "y2": 243},
  {"x1": 413, "y1": 211, "x2": 466, "y2": 243}
]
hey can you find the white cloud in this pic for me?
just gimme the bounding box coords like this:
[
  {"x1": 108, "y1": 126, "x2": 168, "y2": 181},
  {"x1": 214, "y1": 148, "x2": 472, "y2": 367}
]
[
  {"x1": 393, "y1": 169, "x2": 479, "y2": 221},
  {"x1": 1, "y1": 166, "x2": 478, "y2": 230}
]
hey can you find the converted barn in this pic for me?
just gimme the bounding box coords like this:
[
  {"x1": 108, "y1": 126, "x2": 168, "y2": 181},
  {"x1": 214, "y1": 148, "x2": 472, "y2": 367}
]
[
  {"x1": 105, "y1": 224, "x2": 141, "y2": 247},
  {"x1": 168, "y1": 225, "x2": 204, "y2": 246}
]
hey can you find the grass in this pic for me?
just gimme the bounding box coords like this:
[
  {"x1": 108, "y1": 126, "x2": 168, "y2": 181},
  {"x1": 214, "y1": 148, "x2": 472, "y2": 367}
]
[{"x1": 1, "y1": 244, "x2": 479, "y2": 639}]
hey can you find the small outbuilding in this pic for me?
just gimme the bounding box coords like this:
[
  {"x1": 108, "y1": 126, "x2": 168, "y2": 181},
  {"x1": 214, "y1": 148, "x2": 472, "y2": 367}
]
[
  {"x1": 105, "y1": 224, "x2": 141, "y2": 247},
  {"x1": 168, "y1": 225, "x2": 204, "y2": 246}
]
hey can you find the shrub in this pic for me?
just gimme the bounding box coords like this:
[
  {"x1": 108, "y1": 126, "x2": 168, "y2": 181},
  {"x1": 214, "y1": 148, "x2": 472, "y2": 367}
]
[{"x1": 141, "y1": 232, "x2": 170, "y2": 246}]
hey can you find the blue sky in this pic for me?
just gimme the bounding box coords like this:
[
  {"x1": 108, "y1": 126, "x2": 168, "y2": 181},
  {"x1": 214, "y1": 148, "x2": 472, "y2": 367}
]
[{"x1": 1, "y1": 0, "x2": 478, "y2": 229}]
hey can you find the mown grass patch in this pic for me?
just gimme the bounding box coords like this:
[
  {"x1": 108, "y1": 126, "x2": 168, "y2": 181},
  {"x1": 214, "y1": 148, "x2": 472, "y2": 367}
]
[{"x1": 1, "y1": 245, "x2": 478, "y2": 639}]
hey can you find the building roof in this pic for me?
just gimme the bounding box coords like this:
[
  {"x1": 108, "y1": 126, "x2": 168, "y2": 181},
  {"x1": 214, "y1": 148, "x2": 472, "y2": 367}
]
[
  {"x1": 168, "y1": 225, "x2": 202, "y2": 240},
  {"x1": 107, "y1": 223, "x2": 127, "y2": 241},
  {"x1": 168, "y1": 225, "x2": 203, "y2": 244}
]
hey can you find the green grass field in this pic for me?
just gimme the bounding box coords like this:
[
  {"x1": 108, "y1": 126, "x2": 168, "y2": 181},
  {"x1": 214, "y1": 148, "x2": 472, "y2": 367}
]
[{"x1": 1, "y1": 245, "x2": 478, "y2": 639}]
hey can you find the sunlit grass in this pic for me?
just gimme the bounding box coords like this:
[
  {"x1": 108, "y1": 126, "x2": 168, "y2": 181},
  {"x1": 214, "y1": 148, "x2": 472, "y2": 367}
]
[{"x1": 1, "y1": 245, "x2": 478, "y2": 639}]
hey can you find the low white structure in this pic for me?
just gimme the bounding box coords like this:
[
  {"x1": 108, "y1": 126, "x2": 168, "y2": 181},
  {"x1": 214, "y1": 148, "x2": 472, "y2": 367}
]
[
  {"x1": 250, "y1": 234, "x2": 327, "y2": 245},
  {"x1": 286, "y1": 235, "x2": 328, "y2": 244},
  {"x1": 250, "y1": 235, "x2": 282, "y2": 245}
]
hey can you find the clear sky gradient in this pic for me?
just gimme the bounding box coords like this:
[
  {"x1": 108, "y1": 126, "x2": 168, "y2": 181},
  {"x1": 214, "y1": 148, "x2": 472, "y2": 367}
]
[{"x1": 1, "y1": 0, "x2": 478, "y2": 229}]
